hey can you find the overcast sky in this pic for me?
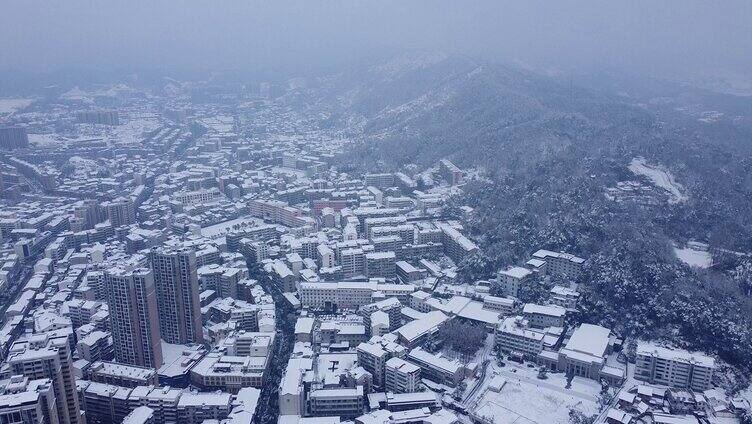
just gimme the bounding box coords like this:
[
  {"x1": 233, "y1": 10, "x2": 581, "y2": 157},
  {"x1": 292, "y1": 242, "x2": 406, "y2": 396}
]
[{"x1": 1, "y1": 1, "x2": 751, "y2": 80}]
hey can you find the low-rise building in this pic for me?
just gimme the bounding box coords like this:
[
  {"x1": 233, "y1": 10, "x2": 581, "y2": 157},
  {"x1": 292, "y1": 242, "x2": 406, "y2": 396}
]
[
  {"x1": 522, "y1": 303, "x2": 566, "y2": 329},
  {"x1": 385, "y1": 357, "x2": 420, "y2": 394},
  {"x1": 308, "y1": 386, "x2": 365, "y2": 419},
  {"x1": 635, "y1": 343, "x2": 715, "y2": 391},
  {"x1": 496, "y1": 266, "x2": 533, "y2": 298},
  {"x1": 406, "y1": 347, "x2": 463, "y2": 387},
  {"x1": 495, "y1": 316, "x2": 544, "y2": 360}
]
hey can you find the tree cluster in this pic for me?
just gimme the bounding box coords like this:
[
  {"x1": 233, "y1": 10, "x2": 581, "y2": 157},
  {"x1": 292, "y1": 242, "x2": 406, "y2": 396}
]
[{"x1": 438, "y1": 319, "x2": 486, "y2": 357}]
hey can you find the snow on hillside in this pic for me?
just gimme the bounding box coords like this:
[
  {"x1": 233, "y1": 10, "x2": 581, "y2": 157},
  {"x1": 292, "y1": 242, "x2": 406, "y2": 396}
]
[
  {"x1": 628, "y1": 157, "x2": 688, "y2": 203},
  {"x1": 674, "y1": 241, "x2": 712, "y2": 268},
  {"x1": 0, "y1": 98, "x2": 33, "y2": 114}
]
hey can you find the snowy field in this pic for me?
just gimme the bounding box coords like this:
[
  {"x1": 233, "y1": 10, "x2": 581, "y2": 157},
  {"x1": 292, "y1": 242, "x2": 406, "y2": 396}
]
[
  {"x1": 28, "y1": 133, "x2": 66, "y2": 147},
  {"x1": 470, "y1": 362, "x2": 601, "y2": 424},
  {"x1": 0, "y1": 98, "x2": 33, "y2": 114},
  {"x1": 201, "y1": 216, "x2": 264, "y2": 237},
  {"x1": 628, "y1": 157, "x2": 688, "y2": 203},
  {"x1": 674, "y1": 242, "x2": 712, "y2": 268},
  {"x1": 107, "y1": 115, "x2": 161, "y2": 145},
  {"x1": 270, "y1": 166, "x2": 310, "y2": 180}
]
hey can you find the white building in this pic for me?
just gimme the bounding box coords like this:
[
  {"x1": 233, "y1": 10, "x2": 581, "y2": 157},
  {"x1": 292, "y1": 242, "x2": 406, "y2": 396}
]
[
  {"x1": 385, "y1": 357, "x2": 421, "y2": 394},
  {"x1": 173, "y1": 188, "x2": 223, "y2": 206},
  {"x1": 190, "y1": 352, "x2": 269, "y2": 393},
  {"x1": 406, "y1": 347, "x2": 463, "y2": 387},
  {"x1": 531, "y1": 250, "x2": 585, "y2": 280},
  {"x1": 309, "y1": 386, "x2": 365, "y2": 419},
  {"x1": 482, "y1": 296, "x2": 515, "y2": 315},
  {"x1": 522, "y1": 303, "x2": 566, "y2": 329},
  {"x1": 317, "y1": 244, "x2": 335, "y2": 268},
  {"x1": 635, "y1": 343, "x2": 715, "y2": 391},
  {"x1": 298, "y1": 281, "x2": 415, "y2": 310},
  {"x1": 497, "y1": 266, "x2": 533, "y2": 298},
  {"x1": 495, "y1": 316, "x2": 544, "y2": 360},
  {"x1": 550, "y1": 285, "x2": 580, "y2": 309}
]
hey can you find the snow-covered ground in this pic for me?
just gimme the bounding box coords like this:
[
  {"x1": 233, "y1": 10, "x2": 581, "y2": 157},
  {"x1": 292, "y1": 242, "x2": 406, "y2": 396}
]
[
  {"x1": 628, "y1": 157, "x2": 688, "y2": 203},
  {"x1": 470, "y1": 361, "x2": 601, "y2": 424},
  {"x1": 0, "y1": 98, "x2": 33, "y2": 114},
  {"x1": 738, "y1": 387, "x2": 752, "y2": 410},
  {"x1": 106, "y1": 115, "x2": 161, "y2": 145},
  {"x1": 28, "y1": 133, "x2": 65, "y2": 147},
  {"x1": 673, "y1": 241, "x2": 712, "y2": 268},
  {"x1": 201, "y1": 216, "x2": 263, "y2": 237},
  {"x1": 270, "y1": 166, "x2": 311, "y2": 181}
]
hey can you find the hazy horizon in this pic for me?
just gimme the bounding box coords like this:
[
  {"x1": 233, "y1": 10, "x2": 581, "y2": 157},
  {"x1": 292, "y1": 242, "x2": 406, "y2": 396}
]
[{"x1": 2, "y1": 0, "x2": 752, "y2": 84}]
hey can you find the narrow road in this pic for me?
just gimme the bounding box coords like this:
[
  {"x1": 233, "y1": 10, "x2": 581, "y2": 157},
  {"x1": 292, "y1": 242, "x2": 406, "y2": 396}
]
[
  {"x1": 249, "y1": 263, "x2": 296, "y2": 424},
  {"x1": 0, "y1": 264, "x2": 33, "y2": 318},
  {"x1": 463, "y1": 335, "x2": 495, "y2": 408}
]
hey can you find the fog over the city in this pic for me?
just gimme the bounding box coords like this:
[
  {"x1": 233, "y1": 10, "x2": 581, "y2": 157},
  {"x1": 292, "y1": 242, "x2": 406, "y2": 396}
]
[
  {"x1": 3, "y1": 1, "x2": 752, "y2": 424},
  {"x1": 2, "y1": 0, "x2": 752, "y2": 81}
]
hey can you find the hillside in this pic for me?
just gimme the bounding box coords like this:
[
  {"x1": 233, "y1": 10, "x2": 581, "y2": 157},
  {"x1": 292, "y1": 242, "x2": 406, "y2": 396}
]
[{"x1": 309, "y1": 53, "x2": 752, "y2": 379}]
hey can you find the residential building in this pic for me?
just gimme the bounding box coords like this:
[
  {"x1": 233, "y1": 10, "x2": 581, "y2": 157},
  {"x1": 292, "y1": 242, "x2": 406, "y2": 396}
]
[
  {"x1": 531, "y1": 250, "x2": 585, "y2": 280},
  {"x1": 522, "y1": 303, "x2": 566, "y2": 329},
  {"x1": 0, "y1": 376, "x2": 58, "y2": 424},
  {"x1": 437, "y1": 223, "x2": 478, "y2": 263},
  {"x1": 365, "y1": 251, "x2": 396, "y2": 279},
  {"x1": 495, "y1": 316, "x2": 544, "y2": 360},
  {"x1": 7, "y1": 331, "x2": 82, "y2": 424},
  {"x1": 635, "y1": 343, "x2": 715, "y2": 391},
  {"x1": 406, "y1": 347, "x2": 463, "y2": 387},
  {"x1": 497, "y1": 266, "x2": 533, "y2": 298},
  {"x1": 149, "y1": 246, "x2": 203, "y2": 344},
  {"x1": 103, "y1": 266, "x2": 163, "y2": 368},
  {"x1": 308, "y1": 386, "x2": 365, "y2": 419},
  {"x1": 385, "y1": 357, "x2": 420, "y2": 394},
  {"x1": 482, "y1": 296, "x2": 515, "y2": 315}
]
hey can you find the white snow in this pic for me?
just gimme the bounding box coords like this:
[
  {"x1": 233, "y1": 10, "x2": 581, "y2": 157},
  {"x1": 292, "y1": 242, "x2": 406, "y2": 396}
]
[
  {"x1": 470, "y1": 362, "x2": 600, "y2": 424},
  {"x1": 200, "y1": 216, "x2": 263, "y2": 237},
  {"x1": 674, "y1": 243, "x2": 712, "y2": 268},
  {"x1": 160, "y1": 340, "x2": 190, "y2": 365},
  {"x1": 0, "y1": 98, "x2": 33, "y2": 114},
  {"x1": 628, "y1": 157, "x2": 687, "y2": 203},
  {"x1": 106, "y1": 115, "x2": 161, "y2": 145},
  {"x1": 738, "y1": 387, "x2": 752, "y2": 409}
]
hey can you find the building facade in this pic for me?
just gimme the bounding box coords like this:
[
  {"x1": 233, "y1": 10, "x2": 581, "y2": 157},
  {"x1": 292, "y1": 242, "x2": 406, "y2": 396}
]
[
  {"x1": 104, "y1": 266, "x2": 163, "y2": 368},
  {"x1": 149, "y1": 247, "x2": 203, "y2": 344}
]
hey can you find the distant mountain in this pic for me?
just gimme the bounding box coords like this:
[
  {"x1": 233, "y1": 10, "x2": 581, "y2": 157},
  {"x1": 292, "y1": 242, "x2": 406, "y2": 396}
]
[
  {"x1": 316, "y1": 53, "x2": 752, "y2": 253},
  {"x1": 316, "y1": 53, "x2": 656, "y2": 176}
]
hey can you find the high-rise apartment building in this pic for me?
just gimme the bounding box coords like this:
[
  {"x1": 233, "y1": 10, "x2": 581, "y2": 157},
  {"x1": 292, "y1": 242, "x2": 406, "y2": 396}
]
[
  {"x1": 0, "y1": 126, "x2": 29, "y2": 150},
  {"x1": 149, "y1": 246, "x2": 203, "y2": 344},
  {"x1": 76, "y1": 110, "x2": 120, "y2": 125},
  {"x1": 7, "y1": 331, "x2": 82, "y2": 424},
  {"x1": 0, "y1": 376, "x2": 59, "y2": 424},
  {"x1": 104, "y1": 266, "x2": 163, "y2": 368},
  {"x1": 103, "y1": 197, "x2": 136, "y2": 227}
]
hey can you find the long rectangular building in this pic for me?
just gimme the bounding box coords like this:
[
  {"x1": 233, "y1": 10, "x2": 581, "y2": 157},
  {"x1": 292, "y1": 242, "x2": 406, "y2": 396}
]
[
  {"x1": 298, "y1": 281, "x2": 415, "y2": 310},
  {"x1": 635, "y1": 343, "x2": 715, "y2": 391}
]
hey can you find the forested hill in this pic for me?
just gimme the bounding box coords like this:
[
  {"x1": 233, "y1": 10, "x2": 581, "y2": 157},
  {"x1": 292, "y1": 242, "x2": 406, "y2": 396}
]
[
  {"x1": 319, "y1": 52, "x2": 657, "y2": 175},
  {"x1": 301, "y1": 52, "x2": 752, "y2": 381}
]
